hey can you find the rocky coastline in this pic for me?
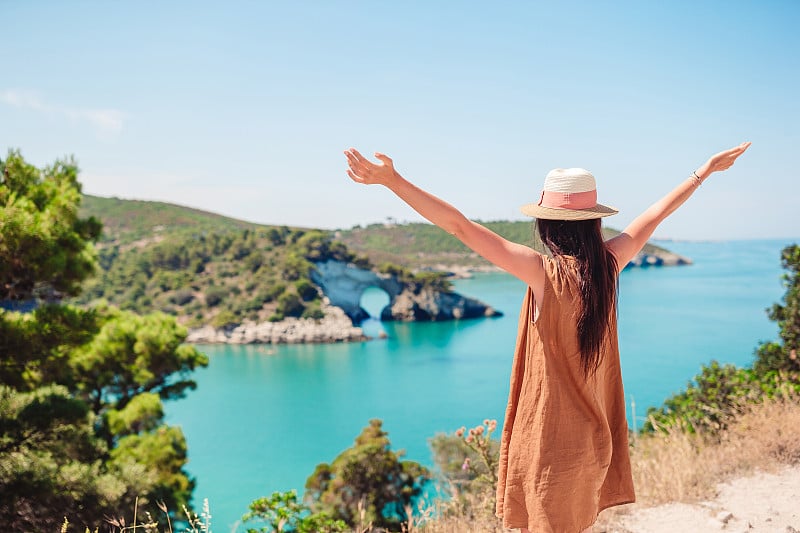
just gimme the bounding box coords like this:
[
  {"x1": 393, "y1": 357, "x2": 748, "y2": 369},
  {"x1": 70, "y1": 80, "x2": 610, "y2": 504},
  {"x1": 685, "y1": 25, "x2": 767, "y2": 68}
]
[
  {"x1": 186, "y1": 300, "x2": 368, "y2": 345},
  {"x1": 187, "y1": 259, "x2": 502, "y2": 346},
  {"x1": 186, "y1": 250, "x2": 689, "y2": 346}
]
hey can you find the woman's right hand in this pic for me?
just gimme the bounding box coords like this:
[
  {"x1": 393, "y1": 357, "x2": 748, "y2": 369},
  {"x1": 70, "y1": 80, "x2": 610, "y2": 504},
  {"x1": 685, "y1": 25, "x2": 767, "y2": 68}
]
[{"x1": 695, "y1": 142, "x2": 752, "y2": 180}]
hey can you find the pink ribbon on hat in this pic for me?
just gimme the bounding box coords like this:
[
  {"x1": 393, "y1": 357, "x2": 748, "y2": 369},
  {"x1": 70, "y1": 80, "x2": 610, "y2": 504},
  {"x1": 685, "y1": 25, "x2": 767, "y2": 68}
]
[{"x1": 538, "y1": 189, "x2": 597, "y2": 210}]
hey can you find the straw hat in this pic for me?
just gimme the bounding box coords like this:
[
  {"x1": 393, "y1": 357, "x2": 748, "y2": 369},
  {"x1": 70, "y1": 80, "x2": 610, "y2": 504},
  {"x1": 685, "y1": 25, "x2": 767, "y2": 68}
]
[{"x1": 520, "y1": 168, "x2": 618, "y2": 220}]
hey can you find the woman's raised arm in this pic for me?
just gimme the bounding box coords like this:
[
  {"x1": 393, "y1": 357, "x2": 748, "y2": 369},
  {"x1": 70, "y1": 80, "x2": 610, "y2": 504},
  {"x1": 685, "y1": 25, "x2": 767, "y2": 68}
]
[
  {"x1": 607, "y1": 142, "x2": 751, "y2": 270},
  {"x1": 344, "y1": 148, "x2": 544, "y2": 289}
]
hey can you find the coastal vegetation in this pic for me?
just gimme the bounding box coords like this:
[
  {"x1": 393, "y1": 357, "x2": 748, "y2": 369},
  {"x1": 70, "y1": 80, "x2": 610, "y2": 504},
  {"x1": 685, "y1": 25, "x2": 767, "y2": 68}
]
[
  {"x1": 77, "y1": 196, "x2": 454, "y2": 330},
  {"x1": 76, "y1": 201, "x2": 351, "y2": 327},
  {"x1": 0, "y1": 151, "x2": 207, "y2": 530},
  {"x1": 644, "y1": 243, "x2": 800, "y2": 434}
]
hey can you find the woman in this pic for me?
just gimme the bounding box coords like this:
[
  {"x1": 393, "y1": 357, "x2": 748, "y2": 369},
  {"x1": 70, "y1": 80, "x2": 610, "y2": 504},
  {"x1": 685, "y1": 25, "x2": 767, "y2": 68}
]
[{"x1": 343, "y1": 142, "x2": 750, "y2": 533}]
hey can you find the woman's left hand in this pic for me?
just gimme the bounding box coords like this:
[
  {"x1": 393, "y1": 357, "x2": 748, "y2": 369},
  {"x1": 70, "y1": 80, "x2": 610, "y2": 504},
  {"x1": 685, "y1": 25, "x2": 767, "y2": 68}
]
[
  {"x1": 344, "y1": 148, "x2": 397, "y2": 186},
  {"x1": 696, "y1": 142, "x2": 751, "y2": 179}
]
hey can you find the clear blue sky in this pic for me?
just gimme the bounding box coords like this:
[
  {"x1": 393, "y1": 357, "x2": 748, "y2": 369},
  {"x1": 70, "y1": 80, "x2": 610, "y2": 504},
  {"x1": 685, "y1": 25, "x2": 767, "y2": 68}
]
[{"x1": 2, "y1": 1, "x2": 798, "y2": 240}]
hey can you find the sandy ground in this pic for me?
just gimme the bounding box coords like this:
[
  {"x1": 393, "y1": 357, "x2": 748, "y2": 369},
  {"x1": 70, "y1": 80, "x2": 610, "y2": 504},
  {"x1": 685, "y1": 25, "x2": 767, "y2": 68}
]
[{"x1": 597, "y1": 465, "x2": 800, "y2": 533}]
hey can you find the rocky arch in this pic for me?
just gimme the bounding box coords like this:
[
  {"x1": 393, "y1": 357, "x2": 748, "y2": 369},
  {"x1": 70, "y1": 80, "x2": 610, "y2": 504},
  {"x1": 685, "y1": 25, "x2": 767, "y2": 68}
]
[
  {"x1": 359, "y1": 286, "x2": 392, "y2": 319},
  {"x1": 310, "y1": 260, "x2": 402, "y2": 324},
  {"x1": 310, "y1": 260, "x2": 502, "y2": 325}
]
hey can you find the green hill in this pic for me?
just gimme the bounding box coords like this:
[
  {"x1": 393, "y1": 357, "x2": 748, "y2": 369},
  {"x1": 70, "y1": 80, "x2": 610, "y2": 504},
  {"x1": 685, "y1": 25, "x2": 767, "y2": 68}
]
[
  {"x1": 77, "y1": 195, "x2": 364, "y2": 328},
  {"x1": 80, "y1": 194, "x2": 268, "y2": 244}
]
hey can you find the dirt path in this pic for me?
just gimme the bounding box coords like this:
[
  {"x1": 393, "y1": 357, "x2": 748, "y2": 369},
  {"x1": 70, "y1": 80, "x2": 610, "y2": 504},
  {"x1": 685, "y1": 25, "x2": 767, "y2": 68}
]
[{"x1": 598, "y1": 465, "x2": 800, "y2": 533}]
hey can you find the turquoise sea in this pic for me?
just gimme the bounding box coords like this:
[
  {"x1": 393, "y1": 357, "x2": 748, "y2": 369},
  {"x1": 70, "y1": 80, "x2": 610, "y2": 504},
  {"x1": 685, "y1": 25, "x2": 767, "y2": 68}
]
[{"x1": 165, "y1": 239, "x2": 796, "y2": 532}]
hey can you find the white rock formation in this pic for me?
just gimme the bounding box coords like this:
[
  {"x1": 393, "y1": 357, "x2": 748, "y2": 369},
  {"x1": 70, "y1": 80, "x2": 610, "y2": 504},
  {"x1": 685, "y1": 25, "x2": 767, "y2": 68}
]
[{"x1": 186, "y1": 300, "x2": 367, "y2": 344}]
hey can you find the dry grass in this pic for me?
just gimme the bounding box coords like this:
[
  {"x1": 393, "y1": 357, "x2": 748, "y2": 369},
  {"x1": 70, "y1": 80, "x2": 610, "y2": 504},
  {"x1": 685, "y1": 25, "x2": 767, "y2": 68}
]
[
  {"x1": 595, "y1": 395, "x2": 800, "y2": 531},
  {"x1": 628, "y1": 395, "x2": 800, "y2": 506},
  {"x1": 415, "y1": 489, "x2": 509, "y2": 533}
]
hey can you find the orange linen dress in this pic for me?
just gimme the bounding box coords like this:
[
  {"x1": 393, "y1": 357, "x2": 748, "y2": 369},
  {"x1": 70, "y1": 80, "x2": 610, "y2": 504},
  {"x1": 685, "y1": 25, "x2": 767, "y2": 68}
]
[{"x1": 496, "y1": 255, "x2": 635, "y2": 532}]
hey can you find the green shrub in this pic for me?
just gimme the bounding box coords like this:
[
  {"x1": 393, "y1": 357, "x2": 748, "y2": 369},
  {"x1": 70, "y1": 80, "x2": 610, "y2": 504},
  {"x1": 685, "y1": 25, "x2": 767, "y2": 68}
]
[
  {"x1": 243, "y1": 490, "x2": 347, "y2": 533},
  {"x1": 282, "y1": 253, "x2": 310, "y2": 281},
  {"x1": 644, "y1": 365, "x2": 800, "y2": 435},
  {"x1": 277, "y1": 292, "x2": 304, "y2": 318},
  {"x1": 644, "y1": 362, "x2": 757, "y2": 433},
  {"x1": 211, "y1": 310, "x2": 239, "y2": 329},
  {"x1": 245, "y1": 251, "x2": 265, "y2": 273},
  {"x1": 219, "y1": 267, "x2": 237, "y2": 278},
  {"x1": 234, "y1": 297, "x2": 265, "y2": 315},
  {"x1": 644, "y1": 244, "x2": 800, "y2": 436},
  {"x1": 170, "y1": 289, "x2": 195, "y2": 306},
  {"x1": 266, "y1": 227, "x2": 285, "y2": 246},
  {"x1": 301, "y1": 301, "x2": 325, "y2": 320},
  {"x1": 295, "y1": 279, "x2": 319, "y2": 302},
  {"x1": 204, "y1": 285, "x2": 228, "y2": 307},
  {"x1": 352, "y1": 254, "x2": 371, "y2": 269},
  {"x1": 755, "y1": 244, "x2": 800, "y2": 374},
  {"x1": 304, "y1": 419, "x2": 430, "y2": 529},
  {"x1": 262, "y1": 283, "x2": 286, "y2": 303}
]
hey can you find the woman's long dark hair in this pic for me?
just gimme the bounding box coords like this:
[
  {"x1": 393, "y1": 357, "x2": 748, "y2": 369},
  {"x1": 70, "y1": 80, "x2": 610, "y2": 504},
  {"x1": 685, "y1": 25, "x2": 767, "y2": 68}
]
[{"x1": 536, "y1": 218, "x2": 618, "y2": 377}]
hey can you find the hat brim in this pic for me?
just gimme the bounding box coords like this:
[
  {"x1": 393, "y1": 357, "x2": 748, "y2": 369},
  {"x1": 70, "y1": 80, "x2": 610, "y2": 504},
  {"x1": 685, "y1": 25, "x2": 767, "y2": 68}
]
[{"x1": 519, "y1": 203, "x2": 618, "y2": 220}]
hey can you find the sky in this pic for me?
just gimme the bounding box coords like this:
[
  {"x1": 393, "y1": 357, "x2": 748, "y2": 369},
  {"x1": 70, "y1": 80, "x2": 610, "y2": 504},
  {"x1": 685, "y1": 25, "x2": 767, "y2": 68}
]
[{"x1": 1, "y1": 0, "x2": 798, "y2": 240}]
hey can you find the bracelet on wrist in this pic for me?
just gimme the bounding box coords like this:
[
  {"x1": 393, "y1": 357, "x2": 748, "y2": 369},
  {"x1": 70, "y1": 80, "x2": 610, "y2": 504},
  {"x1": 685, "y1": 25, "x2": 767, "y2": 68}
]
[{"x1": 690, "y1": 171, "x2": 703, "y2": 187}]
